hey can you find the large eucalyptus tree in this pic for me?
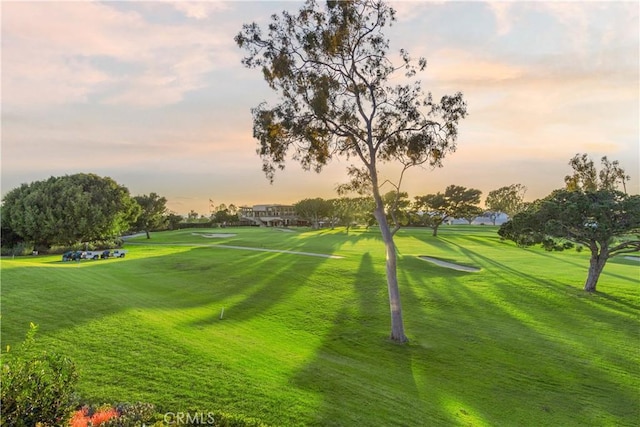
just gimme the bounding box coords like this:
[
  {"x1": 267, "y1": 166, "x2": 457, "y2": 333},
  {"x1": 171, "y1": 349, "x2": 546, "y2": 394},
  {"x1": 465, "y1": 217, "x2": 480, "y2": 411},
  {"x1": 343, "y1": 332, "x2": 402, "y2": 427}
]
[{"x1": 236, "y1": 0, "x2": 467, "y2": 342}]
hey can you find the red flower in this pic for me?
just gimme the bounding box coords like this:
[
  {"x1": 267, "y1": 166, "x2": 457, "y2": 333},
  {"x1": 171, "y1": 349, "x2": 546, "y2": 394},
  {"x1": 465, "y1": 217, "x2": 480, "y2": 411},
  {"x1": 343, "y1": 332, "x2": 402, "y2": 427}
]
[
  {"x1": 90, "y1": 408, "x2": 119, "y2": 425},
  {"x1": 69, "y1": 406, "x2": 119, "y2": 427},
  {"x1": 69, "y1": 408, "x2": 89, "y2": 427}
]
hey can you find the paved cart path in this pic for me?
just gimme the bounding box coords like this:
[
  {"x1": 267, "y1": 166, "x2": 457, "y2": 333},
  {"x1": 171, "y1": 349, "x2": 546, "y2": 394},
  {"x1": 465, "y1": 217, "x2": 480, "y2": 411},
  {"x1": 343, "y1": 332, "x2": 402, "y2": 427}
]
[{"x1": 418, "y1": 256, "x2": 481, "y2": 272}]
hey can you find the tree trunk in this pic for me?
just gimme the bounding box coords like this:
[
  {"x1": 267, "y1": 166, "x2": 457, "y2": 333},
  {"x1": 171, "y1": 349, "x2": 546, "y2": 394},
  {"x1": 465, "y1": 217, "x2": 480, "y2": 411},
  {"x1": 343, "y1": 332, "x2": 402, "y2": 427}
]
[
  {"x1": 374, "y1": 203, "x2": 408, "y2": 343},
  {"x1": 145, "y1": 230, "x2": 150, "y2": 239},
  {"x1": 584, "y1": 244, "x2": 608, "y2": 292},
  {"x1": 432, "y1": 224, "x2": 440, "y2": 237}
]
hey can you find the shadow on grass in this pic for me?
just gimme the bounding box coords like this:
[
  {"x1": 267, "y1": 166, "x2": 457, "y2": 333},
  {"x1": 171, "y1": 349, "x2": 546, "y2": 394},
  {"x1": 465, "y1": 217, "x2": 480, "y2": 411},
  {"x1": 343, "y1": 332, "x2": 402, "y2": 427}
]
[
  {"x1": 438, "y1": 236, "x2": 639, "y2": 318},
  {"x1": 286, "y1": 228, "x2": 638, "y2": 425},
  {"x1": 290, "y1": 253, "x2": 448, "y2": 426},
  {"x1": 188, "y1": 252, "x2": 331, "y2": 326},
  {"x1": 0, "y1": 234, "x2": 345, "y2": 343},
  {"x1": 3, "y1": 228, "x2": 637, "y2": 425},
  {"x1": 397, "y1": 240, "x2": 639, "y2": 425},
  {"x1": 451, "y1": 232, "x2": 639, "y2": 285}
]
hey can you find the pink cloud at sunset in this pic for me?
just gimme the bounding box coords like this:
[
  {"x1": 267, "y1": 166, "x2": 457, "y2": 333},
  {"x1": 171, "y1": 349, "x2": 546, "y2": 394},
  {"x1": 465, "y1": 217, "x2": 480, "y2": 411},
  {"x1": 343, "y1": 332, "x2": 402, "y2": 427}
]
[{"x1": 2, "y1": 1, "x2": 638, "y2": 215}]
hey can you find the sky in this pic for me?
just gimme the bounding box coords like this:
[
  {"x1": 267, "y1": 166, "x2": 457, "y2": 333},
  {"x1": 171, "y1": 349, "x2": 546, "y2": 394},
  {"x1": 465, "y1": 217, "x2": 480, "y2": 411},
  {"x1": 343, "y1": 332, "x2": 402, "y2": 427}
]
[{"x1": 2, "y1": 0, "x2": 638, "y2": 215}]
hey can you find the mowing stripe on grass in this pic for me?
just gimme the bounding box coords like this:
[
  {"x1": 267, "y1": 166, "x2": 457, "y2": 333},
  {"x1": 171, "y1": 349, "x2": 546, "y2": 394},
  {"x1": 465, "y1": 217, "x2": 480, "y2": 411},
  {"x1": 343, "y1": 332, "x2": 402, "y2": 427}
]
[
  {"x1": 214, "y1": 244, "x2": 344, "y2": 259},
  {"x1": 126, "y1": 242, "x2": 344, "y2": 259}
]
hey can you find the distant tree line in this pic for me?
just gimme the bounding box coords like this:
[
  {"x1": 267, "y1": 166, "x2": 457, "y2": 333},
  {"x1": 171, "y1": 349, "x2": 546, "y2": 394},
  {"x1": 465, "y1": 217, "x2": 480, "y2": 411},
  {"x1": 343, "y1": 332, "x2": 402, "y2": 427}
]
[
  {"x1": 291, "y1": 184, "x2": 526, "y2": 235},
  {"x1": 0, "y1": 171, "x2": 525, "y2": 254}
]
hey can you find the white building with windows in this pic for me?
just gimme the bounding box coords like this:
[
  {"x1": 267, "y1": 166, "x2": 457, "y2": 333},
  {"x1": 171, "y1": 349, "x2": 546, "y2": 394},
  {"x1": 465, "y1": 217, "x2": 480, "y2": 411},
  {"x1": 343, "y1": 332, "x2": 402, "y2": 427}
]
[{"x1": 238, "y1": 204, "x2": 300, "y2": 227}]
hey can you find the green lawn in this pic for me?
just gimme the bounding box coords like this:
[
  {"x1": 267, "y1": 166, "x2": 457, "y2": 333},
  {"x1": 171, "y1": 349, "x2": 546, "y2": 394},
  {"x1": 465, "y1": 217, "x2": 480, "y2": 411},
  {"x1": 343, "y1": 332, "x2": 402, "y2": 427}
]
[{"x1": 1, "y1": 226, "x2": 638, "y2": 426}]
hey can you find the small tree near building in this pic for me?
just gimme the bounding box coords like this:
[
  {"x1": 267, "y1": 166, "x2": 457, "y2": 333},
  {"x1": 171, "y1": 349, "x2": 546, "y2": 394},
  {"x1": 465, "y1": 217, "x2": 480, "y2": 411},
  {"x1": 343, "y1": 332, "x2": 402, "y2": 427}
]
[{"x1": 294, "y1": 198, "x2": 333, "y2": 229}]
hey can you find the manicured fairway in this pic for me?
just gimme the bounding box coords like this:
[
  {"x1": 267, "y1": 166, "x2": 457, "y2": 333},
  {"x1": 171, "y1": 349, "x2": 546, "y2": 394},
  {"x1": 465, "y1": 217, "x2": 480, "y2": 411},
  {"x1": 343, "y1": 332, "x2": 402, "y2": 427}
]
[{"x1": 1, "y1": 226, "x2": 638, "y2": 426}]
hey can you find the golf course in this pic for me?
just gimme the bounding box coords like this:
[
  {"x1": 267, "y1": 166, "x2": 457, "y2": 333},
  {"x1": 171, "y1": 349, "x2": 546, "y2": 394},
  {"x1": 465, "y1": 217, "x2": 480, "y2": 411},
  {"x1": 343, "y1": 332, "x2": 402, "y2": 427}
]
[{"x1": 1, "y1": 225, "x2": 638, "y2": 426}]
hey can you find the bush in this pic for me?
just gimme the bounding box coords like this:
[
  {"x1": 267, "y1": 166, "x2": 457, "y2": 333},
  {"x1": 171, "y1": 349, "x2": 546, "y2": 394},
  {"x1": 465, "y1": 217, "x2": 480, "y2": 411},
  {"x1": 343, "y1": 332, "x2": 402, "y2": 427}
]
[
  {"x1": 0, "y1": 325, "x2": 265, "y2": 427},
  {"x1": 1, "y1": 323, "x2": 79, "y2": 427},
  {"x1": 69, "y1": 402, "x2": 157, "y2": 427},
  {"x1": 0, "y1": 241, "x2": 35, "y2": 257}
]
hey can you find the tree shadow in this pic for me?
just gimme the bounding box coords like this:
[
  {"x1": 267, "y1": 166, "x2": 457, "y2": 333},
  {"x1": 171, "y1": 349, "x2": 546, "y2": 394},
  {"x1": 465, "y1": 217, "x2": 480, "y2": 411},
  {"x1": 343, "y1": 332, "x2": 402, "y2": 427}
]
[
  {"x1": 437, "y1": 236, "x2": 639, "y2": 319},
  {"x1": 289, "y1": 253, "x2": 445, "y2": 426},
  {"x1": 188, "y1": 251, "x2": 331, "y2": 326},
  {"x1": 1, "y1": 236, "x2": 343, "y2": 344},
  {"x1": 397, "y1": 252, "x2": 639, "y2": 425}
]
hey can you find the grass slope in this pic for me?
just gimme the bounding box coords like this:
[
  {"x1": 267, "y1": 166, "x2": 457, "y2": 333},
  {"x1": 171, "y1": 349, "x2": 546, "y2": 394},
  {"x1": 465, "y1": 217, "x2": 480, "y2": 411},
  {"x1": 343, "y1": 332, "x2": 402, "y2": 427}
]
[{"x1": 1, "y1": 226, "x2": 638, "y2": 426}]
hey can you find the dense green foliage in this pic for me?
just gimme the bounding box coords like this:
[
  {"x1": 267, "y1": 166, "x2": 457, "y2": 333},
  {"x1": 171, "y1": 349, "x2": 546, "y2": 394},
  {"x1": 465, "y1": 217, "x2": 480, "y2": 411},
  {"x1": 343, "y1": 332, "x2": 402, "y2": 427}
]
[
  {"x1": 2, "y1": 227, "x2": 638, "y2": 426},
  {"x1": 414, "y1": 185, "x2": 483, "y2": 236},
  {"x1": 1, "y1": 324, "x2": 78, "y2": 426},
  {"x1": 499, "y1": 189, "x2": 640, "y2": 292},
  {"x1": 133, "y1": 193, "x2": 168, "y2": 239},
  {"x1": 485, "y1": 183, "x2": 527, "y2": 221},
  {"x1": 2, "y1": 173, "x2": 140, "y2": 249},
  {"x1": 294, "y1": 198, "x2": 333, "y2": 229}
]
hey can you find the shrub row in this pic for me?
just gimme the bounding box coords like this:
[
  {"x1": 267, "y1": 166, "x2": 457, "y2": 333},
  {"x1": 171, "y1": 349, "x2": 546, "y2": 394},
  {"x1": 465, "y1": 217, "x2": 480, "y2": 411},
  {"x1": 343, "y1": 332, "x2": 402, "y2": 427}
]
[{"x1": 0, "y1": 239, "x2": 125, "y2": 257}]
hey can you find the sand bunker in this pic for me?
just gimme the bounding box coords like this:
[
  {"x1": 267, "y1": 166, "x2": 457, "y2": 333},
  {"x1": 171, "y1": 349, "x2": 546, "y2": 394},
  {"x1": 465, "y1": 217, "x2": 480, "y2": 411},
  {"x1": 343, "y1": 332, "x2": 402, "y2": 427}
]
[
  {"x1": 192, "y1": 233, "x2": 237, "y2": 238},
  {"x1": 418, "y1": 256, "x2": 480, "y2": 272}
]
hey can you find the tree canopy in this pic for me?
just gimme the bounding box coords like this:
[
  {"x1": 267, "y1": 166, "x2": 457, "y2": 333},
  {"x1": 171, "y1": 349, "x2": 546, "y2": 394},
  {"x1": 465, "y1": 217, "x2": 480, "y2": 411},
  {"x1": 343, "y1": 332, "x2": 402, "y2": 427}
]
[
  {"x1": 485, "y1": 184, "x2": 527, "y2": 223},
  {"x1": 414, "y1": 185, "x2": 482, "y2": 236},
  {"x1": 236, "y1": 0, "x2": 467, "y2": 342},
  {"x1": 564, "y1": 153, "x2": 630, "y2": 193},
  {"x1": 133, "y1": 192, "x2": 168, "y2": 239},
  {"x1": 330, "y1": 196, "x2": 375, "y2": 231},
  {"x1": 500, "y1": 154, "x2": 637, "y2": 292},
  {"x1": 294, "y1": 198, "x2": 333, "y2": 229},
  {"x1": 499, "y1": 189, "x2": 640, "y2": 292},
  {"x1": 2, "y1": 174, "x2": 140, "y2": 248}
]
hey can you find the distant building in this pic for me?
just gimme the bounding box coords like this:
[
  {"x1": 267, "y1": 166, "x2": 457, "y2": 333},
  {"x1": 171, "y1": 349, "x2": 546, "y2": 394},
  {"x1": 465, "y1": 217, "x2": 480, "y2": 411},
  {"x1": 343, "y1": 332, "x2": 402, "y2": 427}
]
[{"x1": 238, "y1": 204, "x2": 302, "y2": 227}]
